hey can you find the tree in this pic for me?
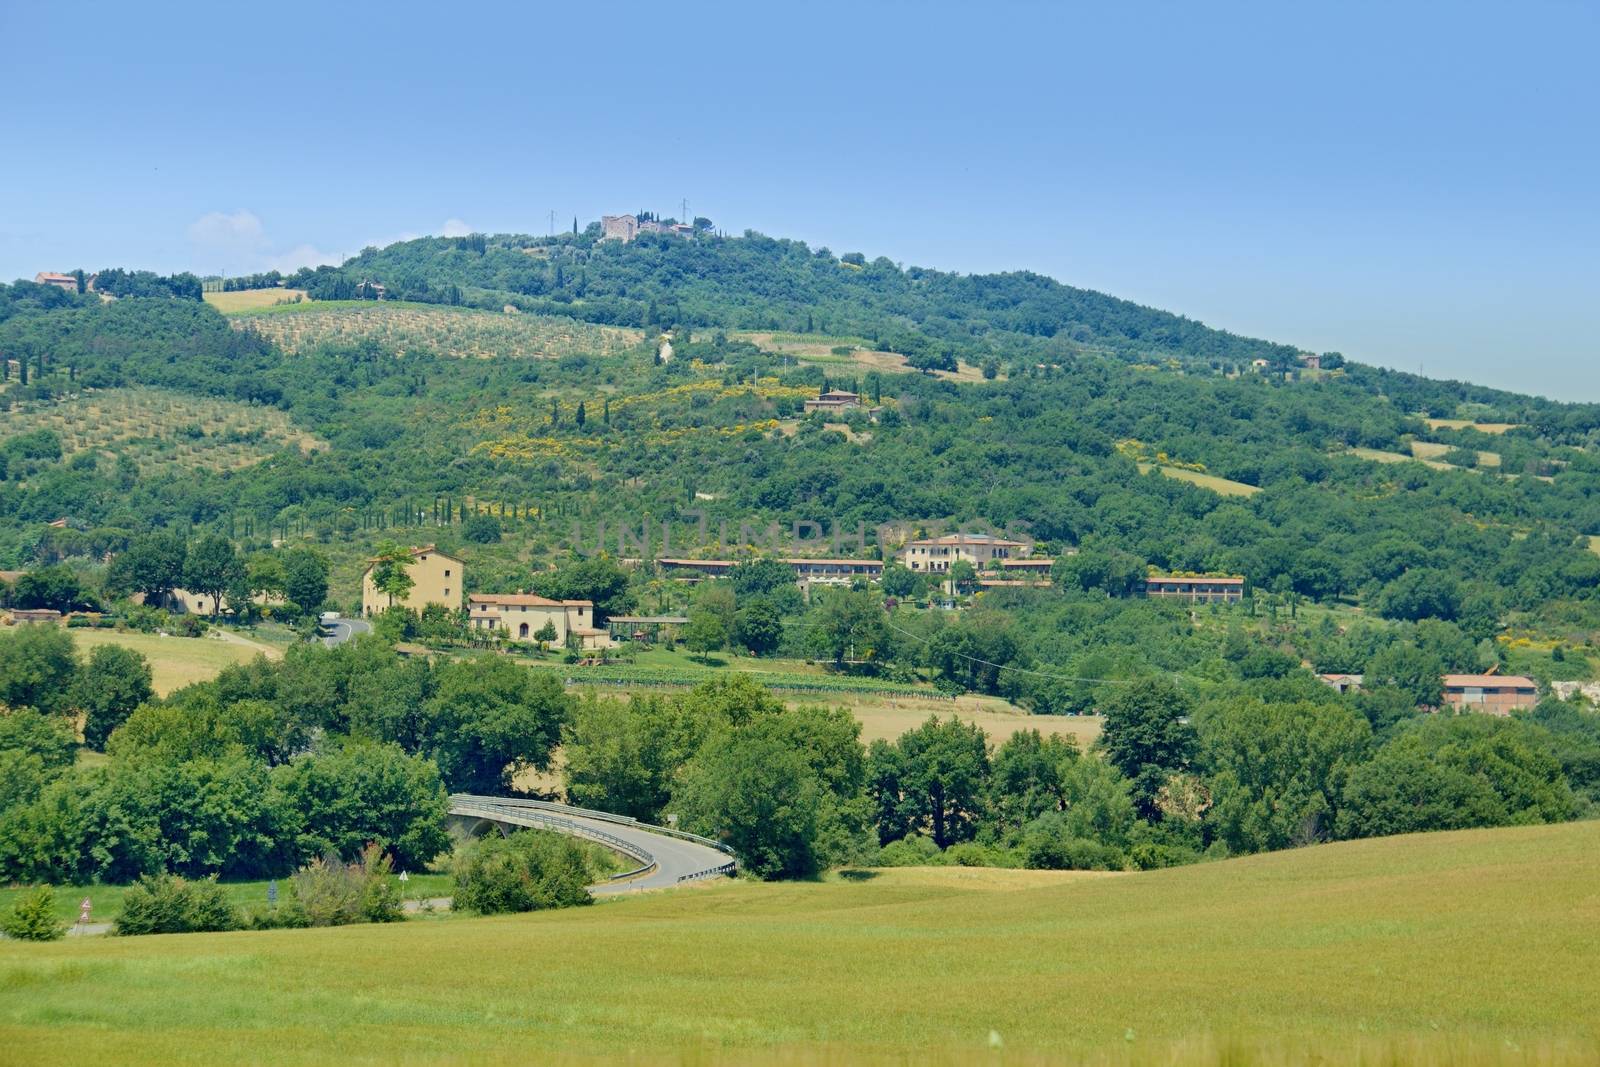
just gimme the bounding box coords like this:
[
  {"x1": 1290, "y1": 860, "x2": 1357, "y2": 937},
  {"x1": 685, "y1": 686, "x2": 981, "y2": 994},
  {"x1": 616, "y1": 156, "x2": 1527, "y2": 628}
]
[
  {"x1": 988, "y1": 730, "x2": 1081, "y2": 835},
  {"x1": 575, "y1": 401, "x2": 587, "y2": 429},
  {"x1": 1053, "y1": 548, "x2": 1146, "y2": 597},
  {"x1": 1195, "y1": 698, "x2": 1371, "y2": 852},
  {"x1": 732, "y1": 597, "x2": 783, "y2": 656},
  {"x1": 183, "y1": 533, "x2": 244, "y2": 617},
  {"x1": 1097, "y1": 678, "x2": 1197, "y2": 820},
  {"x1": 1365, "y1": 643, "x2": 1446, "y2": 711},
  {"x1": 673, "y1": 720, "x2": 825, "y2": 879},
  {"x1": 682, "y1": 607, "x2": 727, "y2": 663},
  {"x1": 75, "y1": 643, "x2": 154, "y2": 751},
  {"x1": 9, "y1": 566, "x2": 93, "y2": 612},
  {"x1": 804, "y1": 588, "x2": 887, "y2": 668},
  {"x1": 463, "y1": 513, "x2": 502, "y2": 544},
  {"x1": 534, "y1": 619, "x2": 558, "y2": 651},
  {"x1": 421, "y1": 656, "x2": 570, "y2": 793},
  {"x1": 453, "y1": 829, "x2": 595, "y2": 914},
  {"x1": 281, "y1": 547, "x2": 330, "y2": 615},
  {"x1": 880, "y1": 564, "x2": 921, "y2": 599},
  {"x1": 729, "y1": 558, "x2": 795, "y2": 599},
  {"x1": 368, "y1": 540, "x2": 416, "y2": 609},
  {"x1": 869, "y1": 716, "x2": 991, "y2": 848},
  {"x1": 1374, "y1": 568, "x2": 1462, "y2": 622},
  {"x1": 947, "y1": 558, "x2": 977, "y2": 593},
  {"x1": 108, "y1": 530, "x2": 187, "y2": 606},
  {"x1": 1338, "y1": 715, "x2": 1574, "y2": 838},
  {"x1": 0, "y1": 886, "x2": 63, "y2": 941},
  {"x1": 532, "y1": 555, "x2": 634, "y2": 623},
  {"x1": 269, "y1": 741, "x2": 450, "y2": 870},
  {"x1": 0, "y1": 624, "x2": 78, "y2": 714}
]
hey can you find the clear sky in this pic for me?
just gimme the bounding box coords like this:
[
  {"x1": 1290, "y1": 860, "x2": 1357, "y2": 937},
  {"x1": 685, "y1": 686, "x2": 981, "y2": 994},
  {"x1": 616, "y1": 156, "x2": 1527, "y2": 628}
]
[{"x1": 3, "y1": 2, "x2": 1596, "y2": 399}]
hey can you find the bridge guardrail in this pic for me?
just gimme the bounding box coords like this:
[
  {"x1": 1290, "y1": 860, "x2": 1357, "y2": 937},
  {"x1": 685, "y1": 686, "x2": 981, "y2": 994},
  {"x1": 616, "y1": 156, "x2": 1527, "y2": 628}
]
[
  {"x1": 452, "y1": 795, "x2": 737, "y2": 857},
  {"x1": 450, "y1": 800, "x2": 657, "y2": 871}
]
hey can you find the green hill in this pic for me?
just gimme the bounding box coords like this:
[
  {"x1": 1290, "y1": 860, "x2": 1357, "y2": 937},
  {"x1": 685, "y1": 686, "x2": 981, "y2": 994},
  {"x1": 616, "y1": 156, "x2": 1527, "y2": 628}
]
[{"x1": 3, "y1": 821, "x2": 1596, "y2": 1065}]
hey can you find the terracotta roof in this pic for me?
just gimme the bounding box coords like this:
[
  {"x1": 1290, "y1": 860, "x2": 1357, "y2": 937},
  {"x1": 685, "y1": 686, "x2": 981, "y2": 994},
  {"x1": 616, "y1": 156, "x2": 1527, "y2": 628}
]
[
  {"x1": 657, "y1": 558, "x2": 736, "y2": 568},
  {"x1": 1000, "y1": 558, "x2": 1054, "y2": 569},
  {"x1": 469, "y1": 593, "x2": 591, "y2": 608},
  {"x1": 907, "y1": 534, "x2": 1028, "y2": 548},
  {"x1": 784, "y1": 558, "x2": 882, "y2": 567},
  {"x1": 1443, "y1": 674, "x2": 1536, "y2": 689},
  {"x1": 364, "y1": 544, "x2": 464, "y2": 565}
]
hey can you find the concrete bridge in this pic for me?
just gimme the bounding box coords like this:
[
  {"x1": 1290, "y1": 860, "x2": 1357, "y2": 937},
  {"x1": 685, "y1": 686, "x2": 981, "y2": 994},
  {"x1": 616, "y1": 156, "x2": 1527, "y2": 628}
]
[{"x1": 447, "y1": 794, "x2": 736, "y2": 894}]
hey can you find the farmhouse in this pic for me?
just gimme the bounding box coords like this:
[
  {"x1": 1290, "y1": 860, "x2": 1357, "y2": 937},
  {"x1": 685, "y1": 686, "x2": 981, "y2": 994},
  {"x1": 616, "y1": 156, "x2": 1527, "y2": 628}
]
[
  {"x1": 467, "y1": 593, "x2": 607, "y2": 648},
  {"x1": 33, "y1": 271, "x2": 77, "y2": 292},
  {"x1": 803, "y1": 390, "x2": 865, "y2": 414},
  {"x1": 899, "y1": 533, "x2": 1030, "y2": 574},
  {"x1": 1318, "y1": 673, "x2": 1364, "y2": 695},
  {"x1": 601, "y1": 215, "x2": 640, "y2": 242},
  {"x1": 361, "y1": 545, "x2": 464, "y2": 616},
  {"x1": 1144, "y1": 574, "x2": 1246, "y2": 602},
  {"x1": 1441, "y1": 673, "x2": 1538, "y2": 715}
]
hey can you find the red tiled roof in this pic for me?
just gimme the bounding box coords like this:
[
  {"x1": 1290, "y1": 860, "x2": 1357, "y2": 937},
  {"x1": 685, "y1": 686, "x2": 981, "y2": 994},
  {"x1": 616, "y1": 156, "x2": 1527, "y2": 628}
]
[{"x1": 469, "y1": 593, "x2": 591, "y2": 608}]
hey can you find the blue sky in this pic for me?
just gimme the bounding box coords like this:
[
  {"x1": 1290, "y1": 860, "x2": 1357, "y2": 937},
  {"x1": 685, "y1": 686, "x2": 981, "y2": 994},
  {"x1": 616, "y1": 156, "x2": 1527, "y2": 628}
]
[{"x1": 2, "y1": 1, "x2": 1596, "y2": 398}]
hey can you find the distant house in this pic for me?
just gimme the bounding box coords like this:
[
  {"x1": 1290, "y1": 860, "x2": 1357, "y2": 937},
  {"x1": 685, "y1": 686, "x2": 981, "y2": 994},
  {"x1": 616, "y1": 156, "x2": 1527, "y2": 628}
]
[
  {"x1": 899, "y1": 533, "x2": 1030, "y2": 574},
  {"x1": 1318, "y1": 673, "x2": 1364, "y2": 695},
  {"x1": 601, "y1": 215, "x2": 640, "y2": 242},
  {"x1": 468, "y1": 593, "x2": 606, "y2": 648},
  {"x1": 7, "y1": 608, "x2": 61, "y2": 624},
  {"x1": 1299, "y1": 352, "x2": 1323, "y2": 371},
  {"x1": 1442, "y1": 673, "x2": 1538, "y2": 715},
  {"x1": 33, "y1": 271, "x2": 77, "y2": 293},
  {"x1": 803, "y1": 389, "x2": 865, "y2": 414},
  {"x1": 656, "y1": 558, "x2": 737, "y2": 581},
  {"x1": 1144, "y1": 575, "x2": 1245, "y2": 603},
  {"x1": 361, "y1": 545, "x2": 464, "y2": 616}
]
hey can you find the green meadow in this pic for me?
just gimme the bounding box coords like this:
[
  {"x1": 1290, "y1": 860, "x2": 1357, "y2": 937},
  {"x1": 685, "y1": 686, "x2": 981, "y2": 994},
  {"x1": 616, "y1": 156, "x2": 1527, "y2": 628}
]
[{"x1": 2, "y1": 821, "x2": 1596, "y2": 1065}]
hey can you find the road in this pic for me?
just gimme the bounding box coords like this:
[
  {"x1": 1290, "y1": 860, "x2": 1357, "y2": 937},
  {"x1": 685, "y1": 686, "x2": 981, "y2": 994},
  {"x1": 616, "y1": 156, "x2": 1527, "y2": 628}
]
[
  {"x1": 321, "y1": 616, "x2": 372, "y2": 647},
  {"x1": 446, "y1": 795, "x2": 736, "y2": 893}
]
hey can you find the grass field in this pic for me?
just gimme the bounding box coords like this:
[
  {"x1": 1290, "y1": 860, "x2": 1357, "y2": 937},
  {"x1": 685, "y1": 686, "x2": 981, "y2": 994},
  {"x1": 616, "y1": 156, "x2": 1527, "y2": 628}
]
[
  {"x1": 1424, "y1": 417, "x2": 1520, "y2": 435},
  {"x1": 203, "y1": 288, "x2": 311, "y2": 313},
  {"x1": 70, "y1": 629, "x2": 280, "y2": 696},
  {"x1": 1138, "y1": 462, "x2": 1261, "y2": 497},
  {"x1": 1347, "y1": 446, "x2": 1459, "y2": 472},
  {"x1": 0, "y1": 387, "x2": 323, "y2": 475},
  {"x1": 1409, "y1": 440, "x2": 1501, "y2": 468},
  {"x1": 2, "y1": 822, "x2": 1596, "y2": 1065},
  {"x1": 237, "y1": 302, "x2": 642, "y2": 360}
]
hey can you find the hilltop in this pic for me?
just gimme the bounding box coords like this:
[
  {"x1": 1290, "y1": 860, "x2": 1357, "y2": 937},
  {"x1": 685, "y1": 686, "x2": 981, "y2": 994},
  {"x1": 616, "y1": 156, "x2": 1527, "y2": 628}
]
[{"x1": 2, "y1": 820, "x2": 1596, "y2": 1065}]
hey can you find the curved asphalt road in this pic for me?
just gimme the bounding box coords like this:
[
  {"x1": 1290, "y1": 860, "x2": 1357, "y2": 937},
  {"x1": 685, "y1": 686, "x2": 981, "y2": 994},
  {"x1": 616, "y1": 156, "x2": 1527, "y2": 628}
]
[
  {"x1": 448, "y1": 795, "x2": 736, "y2": 893},
  {"x1": 321, "y1": 616, "x2": 372, "y2": 646}
]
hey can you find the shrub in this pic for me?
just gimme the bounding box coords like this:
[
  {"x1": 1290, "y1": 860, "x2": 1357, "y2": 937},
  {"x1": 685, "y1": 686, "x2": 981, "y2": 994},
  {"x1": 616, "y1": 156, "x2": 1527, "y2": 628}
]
[
  {"x1": 875, "y1": 835, "x2": 943, "y2": 867},
  {"x1": 1, "y1": 886, "x2": 64, "y2": 941},
  {"x1": 290, "y1": 845, "x2": 405, "y2": 926},
  {"x1": 453, "y1": 830, "x2": 595, "y2": 915},
  {"x1": 1021, "y1": 814, "x2": 1126, "y2": 870},
  {"x1": 1128, "y1": 842, "x2": 1201, "y2": 870},
  {"x1": 115, "y1": 874, "x2": 241, "y2": 935}
]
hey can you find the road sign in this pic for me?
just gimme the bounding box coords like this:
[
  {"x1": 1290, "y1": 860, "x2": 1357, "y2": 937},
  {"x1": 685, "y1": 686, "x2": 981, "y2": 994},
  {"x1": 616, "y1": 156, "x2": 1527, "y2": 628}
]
[
  {"x1": 267, "y1": 880, "x2": 278, "y2": 905},
  {"x1": 78, "y1": 898, "x2": 92, "y2": 923},
  {"x1": 398, "y1": 871, "x2": 409, "y2": 883}
]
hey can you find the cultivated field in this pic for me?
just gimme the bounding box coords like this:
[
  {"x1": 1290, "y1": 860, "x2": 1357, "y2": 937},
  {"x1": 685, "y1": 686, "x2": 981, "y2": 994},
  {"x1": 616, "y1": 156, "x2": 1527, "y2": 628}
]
[
  {"x1": 0, "y1": 388, "x2": 323, "y2": 475},
  {"x1": 735, "y1": 330, "x2": 999, "y2": 383},
  {"x1": 1410, "y1": 440, "x2": 1502, "y2": 468},
  {"x1": 1138, "y1": 462, "x2": 1261, "y2": 497},
  {"x1": 203, "y1": 288, "x2": 310, "y2": 313},
  {"x1": 238, "y1": 303, "x2": 642, "y2": 360},
  {"x1": 2, "y1": 822, "x2": 1595, "y2": 1065},
  {"x1": 70, "y1": 629, "x2": 280, "y2": 696},
  {"x1": 1424, "y1": 417, "x2": 1520, "y2": 435}
]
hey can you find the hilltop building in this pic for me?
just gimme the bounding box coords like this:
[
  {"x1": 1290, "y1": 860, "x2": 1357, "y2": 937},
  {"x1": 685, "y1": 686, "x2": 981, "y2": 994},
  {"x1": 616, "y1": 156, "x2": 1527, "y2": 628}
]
[
  {"x1": 467, "y1": 593, "x2": 606, "y2": 648},
  {"x1": 600, "y1": 215, "x2": 696, "y2": 243},
  {"x1": 898, "y1": 533, "x2": 1030, "y2": 574},
  {"x1": 33, "y1": 271, "x2": 77, "y2": 293},
  {"x1": 361, "y1": 545, "x2": 463, "y2": 616}
]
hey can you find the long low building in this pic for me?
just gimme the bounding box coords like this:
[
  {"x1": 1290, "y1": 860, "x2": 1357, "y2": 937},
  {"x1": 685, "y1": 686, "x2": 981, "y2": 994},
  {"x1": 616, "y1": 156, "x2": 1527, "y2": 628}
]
[
  {"x1": 1144, "y1": 575, "x2": 1246, "y2": 602},
  {"x1": 1442, "y1": 673, "x2": 1538, "y2": 715},
  {"x1": 655, "y1": 557, "x2": 883, "y2": 584}
]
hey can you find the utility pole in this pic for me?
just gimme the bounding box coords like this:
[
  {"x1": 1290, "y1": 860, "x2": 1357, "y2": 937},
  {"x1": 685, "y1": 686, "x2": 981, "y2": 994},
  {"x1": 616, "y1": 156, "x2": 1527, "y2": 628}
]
[
  {"x1": 549, "y1": 210, "x2": 555, "y2": 237},
  {"x1": 681, "y1": 197, "x2": 688, "y2": 224}
]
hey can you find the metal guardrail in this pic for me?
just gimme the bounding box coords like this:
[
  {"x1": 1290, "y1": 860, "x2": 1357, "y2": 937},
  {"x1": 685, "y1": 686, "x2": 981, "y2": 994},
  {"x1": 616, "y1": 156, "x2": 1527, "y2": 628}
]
[
  {"x1": 457, "y1": 795, "x2": 737, "y2": 856},
  {"x1": 449, "y1": 800, "x2": 656, "y2": 870}
]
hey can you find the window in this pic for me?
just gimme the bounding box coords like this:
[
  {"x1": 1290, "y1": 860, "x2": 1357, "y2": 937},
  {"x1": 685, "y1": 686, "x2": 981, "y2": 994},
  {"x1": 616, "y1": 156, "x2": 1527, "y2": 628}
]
[
  {"x1": 444, "y1": 588, "x2": 450, "y2": 598},
  {"x1": 445, "y1": 569, "x2": 451, "y2": 577}
]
